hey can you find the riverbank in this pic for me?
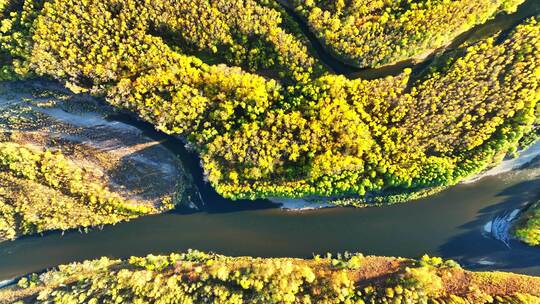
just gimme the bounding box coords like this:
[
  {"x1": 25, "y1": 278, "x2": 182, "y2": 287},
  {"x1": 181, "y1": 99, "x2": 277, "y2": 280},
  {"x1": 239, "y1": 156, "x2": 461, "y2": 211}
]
[
  {"x1": 1, "y1": 250, "x2": 539, "y2": 303},
  {"x1": 464, "y1": 140, "x2": 540, "y2": 184},
  {"x1": 275, "y1": 138, "x2": 540, "y2": 210},
  {"x1": 0, "y1": 81, "x2": 200, "y2": 242}
]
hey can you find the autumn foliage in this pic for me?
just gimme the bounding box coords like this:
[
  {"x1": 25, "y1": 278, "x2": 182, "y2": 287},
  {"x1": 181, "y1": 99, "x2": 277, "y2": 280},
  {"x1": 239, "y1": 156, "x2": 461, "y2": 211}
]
[
  {"x1": 1, "y1": 0, "x2": 539, "y2": 202},
  {"x1": 289, "y1": 0, "x2": 525, "y2": 68}
]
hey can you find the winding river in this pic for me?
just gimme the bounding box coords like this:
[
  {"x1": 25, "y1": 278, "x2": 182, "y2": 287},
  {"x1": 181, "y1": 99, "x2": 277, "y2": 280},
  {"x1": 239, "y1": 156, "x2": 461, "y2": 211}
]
[{"x1": 0, "y1": 0, "x2": 540, "y2": 282}]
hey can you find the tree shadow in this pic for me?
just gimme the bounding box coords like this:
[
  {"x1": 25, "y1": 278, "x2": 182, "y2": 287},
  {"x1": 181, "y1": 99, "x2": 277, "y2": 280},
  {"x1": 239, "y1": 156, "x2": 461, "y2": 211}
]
[
  {"x1": 108, "y1": 113, "x2": 279, "y2": 215},
  {"x1": 438, "y1": 177, "x2": 540, "y2": 271},
  {"x1": 23, "y1": 92, "x2": 198, "y2": 211},
  {"x1": 0, "y1": 83, "x2": 277, "y2": 215}
]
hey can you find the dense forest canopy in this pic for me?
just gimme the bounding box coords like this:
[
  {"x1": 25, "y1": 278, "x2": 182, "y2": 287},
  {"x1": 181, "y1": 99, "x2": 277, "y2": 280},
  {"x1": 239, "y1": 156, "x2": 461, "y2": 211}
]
[
  {"x1": 0, "y1": 0, "x2": 538, "y2": 202},
  {"x1": 287, "y1": 0, "x2": 526, "y2": 68}
]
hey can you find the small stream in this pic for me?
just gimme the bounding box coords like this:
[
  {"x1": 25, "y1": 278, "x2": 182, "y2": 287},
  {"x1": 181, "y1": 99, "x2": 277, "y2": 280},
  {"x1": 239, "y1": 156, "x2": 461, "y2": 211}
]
[{"x1": 277, "y1": 0, "x2": 540, "y2": 79}]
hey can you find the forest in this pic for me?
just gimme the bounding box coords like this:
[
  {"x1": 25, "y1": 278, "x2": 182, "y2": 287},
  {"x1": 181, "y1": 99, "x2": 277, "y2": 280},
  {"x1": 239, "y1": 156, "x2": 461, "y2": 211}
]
[
  {"x1": 287, "y1": 0, "x2": 526, "y2": 68},
  {"x1": 0, "y1": 0, "x2": 538, "y2": 204},
  {"x1": 0, "y1": 0, "x2": 539, "y2": 302},
  {"x1": 2, "y1": 250, "x2": 540, "y2": 303},
  {"x1": 0, "y1": 141, "x2": 158, "y2": 241}
]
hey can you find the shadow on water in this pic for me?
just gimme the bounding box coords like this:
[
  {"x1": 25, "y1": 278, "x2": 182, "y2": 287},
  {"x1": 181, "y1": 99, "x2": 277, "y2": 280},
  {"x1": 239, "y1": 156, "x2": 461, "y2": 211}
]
[
  {"x1": 439, "y1": 178, "x2": 540, "y2": 272},
  {"x1": 107, "y1": 113, "x2": 278, "y2": 214}
]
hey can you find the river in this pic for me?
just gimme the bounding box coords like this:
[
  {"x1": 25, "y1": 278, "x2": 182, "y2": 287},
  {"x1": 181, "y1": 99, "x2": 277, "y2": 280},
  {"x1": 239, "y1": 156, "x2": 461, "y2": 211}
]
[
  {"x1": 0, "y1": 0, "x2": 539, "y2": 283},
  {"x1": 0, "y1": 115, "x2": 539, "y2": 281}
]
